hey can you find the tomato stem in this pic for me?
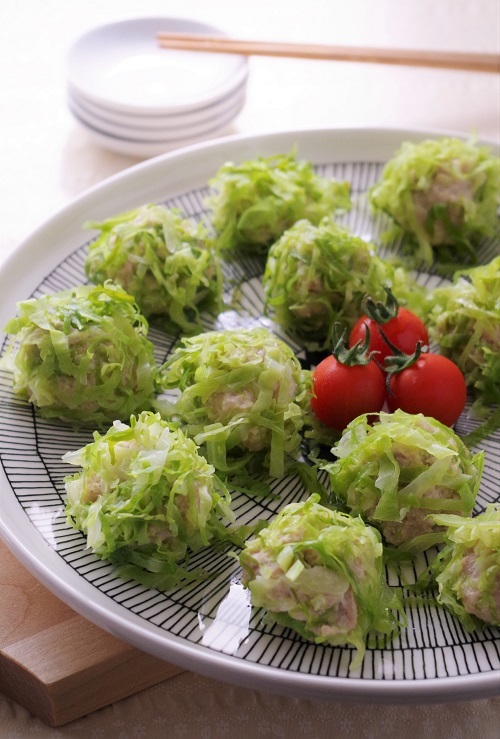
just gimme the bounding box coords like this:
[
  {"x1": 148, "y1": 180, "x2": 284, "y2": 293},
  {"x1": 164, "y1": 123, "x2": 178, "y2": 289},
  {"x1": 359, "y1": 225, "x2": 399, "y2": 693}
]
[
  {"x1": 361, "y1": 286, "x2": 399, "y2": 325},
  {"x1": 330, "y1": 323, "x2": 375, "y2": 367},
  {"x1": 384, "y1": 340, "x2": 425, "y2": 395}
]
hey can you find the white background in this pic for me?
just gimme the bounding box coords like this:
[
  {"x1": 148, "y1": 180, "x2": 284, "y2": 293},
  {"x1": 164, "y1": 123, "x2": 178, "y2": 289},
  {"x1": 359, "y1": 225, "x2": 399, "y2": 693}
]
[{"x1": 1, "y1": 0, "x2": 499, "y2": 261}]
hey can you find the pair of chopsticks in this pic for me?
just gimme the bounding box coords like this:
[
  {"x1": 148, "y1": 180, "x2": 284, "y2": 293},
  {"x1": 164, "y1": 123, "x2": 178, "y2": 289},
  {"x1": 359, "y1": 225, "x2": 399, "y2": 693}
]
[{"x1": 156, "y1": 33, "x2": 500, "y2": 74}]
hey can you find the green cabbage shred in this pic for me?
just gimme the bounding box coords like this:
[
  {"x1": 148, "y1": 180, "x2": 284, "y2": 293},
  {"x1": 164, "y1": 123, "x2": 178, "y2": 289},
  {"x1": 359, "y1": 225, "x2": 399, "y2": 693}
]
[
  {"x1": 239, "y1": 493, "x2": 404, "y2": 668},
  {"x1": 324, "y1": 410, "x2": 484, "y2": 551},
  {"x1": 159, "y1": 327, "x2": 312, "y2": 480},
  {"x1": 369, "y1": 137, "x2": 500, "y2": 269},
  {"x1": 84, "y1": 204, "x2": 222, "y2": 334},
  {"x1": 428, "y1": 505, "x2": 500, "y2": 629},
  {"x1": 64, "y1": 411, "x2": 235, "y2": 590},
  {"x1": 207, "y1": 151, "x2": 351, "y2": 256},
  {"x1": 263, "y1": 218, "x2": 426, "y2": 350},
  {"x1": 428, "y1": 256, "x2": 500, "y2": 413},
  {"x1": 2, "y1": 282, "x2": 160, "y2": 427}
]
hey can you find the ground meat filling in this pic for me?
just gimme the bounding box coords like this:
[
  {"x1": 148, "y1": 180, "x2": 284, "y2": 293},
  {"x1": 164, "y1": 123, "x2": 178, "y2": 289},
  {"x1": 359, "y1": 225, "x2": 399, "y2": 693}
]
[
  {"x1": 368, "y1": 441, "x2": 462, "y2": 547},
  {"x1": 459, "y1": 548, "x2": 500, "y2": 626},
  {"x1": 411, "y1": 165, "x2": 479, "y2": 245},
  {"x1": 242, "y1": 534, "x2": 360, "y2": 637},
  {"x1": 205, "y1": 349, "x2": 298, "y2": 452}
]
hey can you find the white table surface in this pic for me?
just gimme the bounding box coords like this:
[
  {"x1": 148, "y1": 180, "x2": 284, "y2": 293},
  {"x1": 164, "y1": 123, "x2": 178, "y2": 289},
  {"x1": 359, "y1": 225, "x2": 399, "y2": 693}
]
[{"x1": 0, "y1": 0, "x2": 499, "y2": 735}]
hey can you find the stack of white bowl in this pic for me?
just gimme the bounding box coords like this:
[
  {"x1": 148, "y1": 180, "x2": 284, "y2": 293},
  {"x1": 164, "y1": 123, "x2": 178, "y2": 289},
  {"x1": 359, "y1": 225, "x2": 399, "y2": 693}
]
[{"x1": 66, "y1": 17, "x2": 249, "y2": 158}]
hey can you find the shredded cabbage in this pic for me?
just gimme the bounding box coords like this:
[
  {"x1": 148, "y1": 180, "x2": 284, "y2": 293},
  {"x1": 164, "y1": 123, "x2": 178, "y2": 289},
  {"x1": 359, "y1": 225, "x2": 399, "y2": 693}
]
[
  {"x1": 64, "y1": 411, "x2": 234, "y2": 590},
  {"x1": 263, "y1": 218, "x2": 426, "y2": 350},
  {"x1": 84, "y1": 204, "x2": 222, "y2": 334},
  {"x1": 428, "y1": 256, "x2": 500, "y2": 412},
  {"x1": 207, "y1": 151, "x2": 351, "y2": 256},
  {"x1": 159, "y1": 327, "x2": 312, "y2": 479},
  {"x1": 2, "y1": 282, "x2": 159, "y2": 427},
  {"x1": 239, "y1": 493, "x2": 404, "y2": 667},
  {"x1": 369, "y1": 137, "x2": 500, "y2": 268},
  {"x1": 324, "y1": 410, "x2": 484, "y2": 551},
  {"x1": 429, "y1": 505, "x2": 500, "y2": 629}
]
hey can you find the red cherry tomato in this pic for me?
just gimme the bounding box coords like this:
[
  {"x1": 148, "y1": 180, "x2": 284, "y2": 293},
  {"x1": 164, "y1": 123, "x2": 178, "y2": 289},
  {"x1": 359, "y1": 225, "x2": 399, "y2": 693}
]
[
  {"x1": 349, "y1": 308, "x2": 429, "y2": 364},
  {"x1": 386, "y1": 352, "x2": 467, "y2": 427},
  {"x1": 311, "y1": 355, "x2": 386, "y2": 431}
]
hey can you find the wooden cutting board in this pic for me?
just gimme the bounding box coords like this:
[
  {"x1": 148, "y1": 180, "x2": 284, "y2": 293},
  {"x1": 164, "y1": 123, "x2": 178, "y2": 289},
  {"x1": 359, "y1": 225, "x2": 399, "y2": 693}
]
[{"x1": 0, "y1": 539, "x2": 185, "y2": 727}]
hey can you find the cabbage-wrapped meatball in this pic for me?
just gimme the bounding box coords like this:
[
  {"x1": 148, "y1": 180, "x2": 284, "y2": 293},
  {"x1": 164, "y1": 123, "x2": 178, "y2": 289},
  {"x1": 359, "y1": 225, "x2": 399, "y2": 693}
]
[
  {"x1": 207, "y1": 151, "x2": 351, "y2": 256},
  {"x1": 64, "y1": 411, "x2": 234, "y2": 590},
  {"x1": 2, "y1": 282, "x2": 159, "y2": 427},
  {"x1": 84, "y1": 204, "x2": 222, "y2": 333},
  {"x1": 324, "y1": 410, "x2": 484, "y2": 550},
  {"x1": 369, "y1": 137, "x2": 500, "y2": 268},
  {"x1": 160, "y1": 327, "x2": 311, "y2": 478},
  {"x1": 428, "y1": 256, "x2": 500, "y2": 409},
  {"x1": 263, "y1": 218, "x2": 424, "y2": 351},
  {"x1": 239, "y1": 494, "x2": 402, "y2": 666},
  {"x1": 430, "y1": 505, "x2": 500, "y2": 628}
]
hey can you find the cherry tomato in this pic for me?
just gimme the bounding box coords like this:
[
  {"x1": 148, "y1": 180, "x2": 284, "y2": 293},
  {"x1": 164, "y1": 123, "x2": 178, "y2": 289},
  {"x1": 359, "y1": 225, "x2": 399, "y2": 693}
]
[
  {"x1": 386, "y1": 352, "x2": 467, "y2": 427},
  {"x1": 311, "y1": 355, "x2": 386, "y2": 431},
  {"x1": 349, "y1": 308, "x2": 429, "y2": 364}
]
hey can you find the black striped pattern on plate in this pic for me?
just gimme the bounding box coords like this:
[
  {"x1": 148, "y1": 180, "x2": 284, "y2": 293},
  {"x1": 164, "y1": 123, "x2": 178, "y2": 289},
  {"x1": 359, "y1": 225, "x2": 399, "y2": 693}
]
[{"x1": 0, "y1": 162, "x2": 499, "y2": 683}]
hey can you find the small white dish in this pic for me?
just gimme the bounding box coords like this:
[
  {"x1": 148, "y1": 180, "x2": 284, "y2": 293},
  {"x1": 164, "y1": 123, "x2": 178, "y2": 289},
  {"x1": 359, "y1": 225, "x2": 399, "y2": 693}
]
[
  {"x1": 70, "y1": 99, "x2": 244, "y2": 157},
  {"x1": 67, "y1": 76, "x2": 248, "y2": 130},
  {"x1": 69, "y1": 91, "x2": 245, "y2": 144},
  {"x1": 66, "y1": 17, "x2": 249, "y2": 115}
]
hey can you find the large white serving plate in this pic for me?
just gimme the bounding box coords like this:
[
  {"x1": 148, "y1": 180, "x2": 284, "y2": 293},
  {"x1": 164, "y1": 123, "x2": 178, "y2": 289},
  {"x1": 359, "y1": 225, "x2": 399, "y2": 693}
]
[{"x1": 0, "y1": 128, "x2": 499, "y2": 704}]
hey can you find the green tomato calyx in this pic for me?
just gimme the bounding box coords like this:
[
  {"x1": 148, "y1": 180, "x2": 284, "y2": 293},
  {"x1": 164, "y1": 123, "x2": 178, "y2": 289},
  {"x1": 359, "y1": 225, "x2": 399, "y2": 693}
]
[
  {"x1": 361, "y1": 285, "x2": 400, "y2": 325},
  {"x1": 331, "y1": 323, "x2": 376, "y2": 367}
]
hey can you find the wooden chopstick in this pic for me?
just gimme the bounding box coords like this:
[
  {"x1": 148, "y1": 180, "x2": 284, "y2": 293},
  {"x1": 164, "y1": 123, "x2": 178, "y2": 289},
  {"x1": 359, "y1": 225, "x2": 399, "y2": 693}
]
[{"x1": 156, "y1": 33, "x2": 500, "y2": 74}]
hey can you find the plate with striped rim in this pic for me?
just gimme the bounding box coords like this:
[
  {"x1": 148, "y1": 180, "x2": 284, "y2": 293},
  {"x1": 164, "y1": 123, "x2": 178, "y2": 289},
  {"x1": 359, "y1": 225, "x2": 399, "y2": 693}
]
[{"x1": 0, "y1": 128, "x2": 498, "y2": 703}]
